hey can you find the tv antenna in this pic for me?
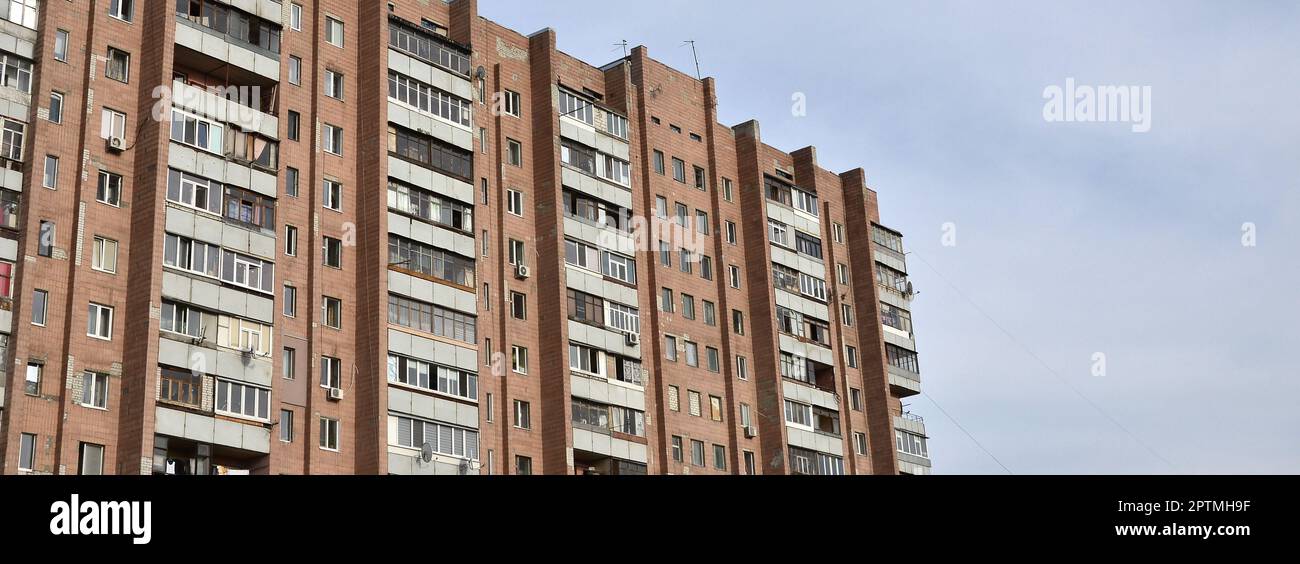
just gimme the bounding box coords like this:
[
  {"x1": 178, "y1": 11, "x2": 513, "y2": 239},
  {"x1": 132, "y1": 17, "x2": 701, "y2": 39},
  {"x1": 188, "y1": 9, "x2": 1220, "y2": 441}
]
[
  {"x1": 613, "y1": 40, "x2": 628, "y2": 57},
  {"x1": 681, "y1": 40, "x2": 701, "y2": 80}
]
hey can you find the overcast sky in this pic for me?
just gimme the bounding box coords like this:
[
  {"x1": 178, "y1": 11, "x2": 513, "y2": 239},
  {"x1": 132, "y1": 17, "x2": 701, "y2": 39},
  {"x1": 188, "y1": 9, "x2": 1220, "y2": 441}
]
[{"x1": 482, "y1": 0, "x2": 1300, "y2": 474}]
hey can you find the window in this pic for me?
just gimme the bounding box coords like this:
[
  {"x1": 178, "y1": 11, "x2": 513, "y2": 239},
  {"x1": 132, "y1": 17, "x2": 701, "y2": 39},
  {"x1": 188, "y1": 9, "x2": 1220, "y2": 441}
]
[
  {"x1": 388, "y1": 235, "x2": 476, "y2": 287},
  {"x1": 709, "y1": 395, "x2": 723, "y2": 421},
  {"x1": 681, "y1": 294, "x2": 695, "y2": 320},
  {"x1": 222, "y1": 186, "x2": 276, "y2": 230},
  {"x1": 2, "y1": 116, "x2": 26, "y2": 167},
  {"x1": 87, "y1": 302, "x2": 113, "y2": 340},
  {"x1": 0, "y1": 51, "x2": 32, "y2": 93},
  {"x1": 511, "y1": 345, "x2": 528, "y2": 374},
  {"x1": 886, "y1": 344, "x2": 918, "y2": 373},
  {"x1": 558, "y1": 89, "x2": 593, "y2": 123},
  {"x1": 508, "y1": 239, "x2": 525, "y2": 266},
  {"x1": 679, "y1": 249, "x2": 692, "y2": 274},
  {"x1": 322, "y1": 296, "x2": 342, "y2": 329},
  {"x1": 850, "y1": 388, "x2": 862, "y2": 411},
  {"x1": 388, "y1": 72, "x2": 472, "y2": 127},
  {"x1": 79, "y1": 443, "x2": 105, "y2": 475},
  {"x1": 502, "y1": 90, "x2": 521, "y2": 117},
  {"x1": 290, "y1": 3, "x2": 303, "y2": 31},
  {"x1": 688, "y1": 390, "x2": 701, "y2": 416},
  {"x1": 283, "y1": 348, "x2": 296, "y2": 380},
  {"x1": 713, "y1": 445, "x2": 726, "y2": 470},
  {"x1": 24, "y1": 362, "x2": 40, "y2": 395},
  {"x1": 387, "y1": 294, "x2": 477, "y2": 343},
  {"x1": 280, "y1": 410, "x2": 295, "y2": 442},
  {"x1": 101, "y1": 108, "x2": 126, "y2": 143},
  {"x1": 837, "y1": 263, "x2": 850, "y2": 285},
  {"x1": 848, "y1": 345, "x2": 862, "y2": 369},
  {"x1": 855, "y1": 432, "x2": 868, "y2": 456},
  {"x1": 513, "y1": 400, "x2": 531, "y2": 430},
  {"x1": 288, "y1": 56, "x2": 302, "y2": 85},
  {"x1": 668, "y1": 386, "x2": 680, "y2": 412},
  {"x1": 510, "y1": 291, "x2": 526, "y2": 320},
  {"x1": 320, "y1": 356, "x2": 342, "y2": 389},
  {"x1": 690, "y1": 440, "x2": 705, "y2": 466},
  {"x1": 31, "y1": 290, "x2": 47, "y2": 326},
  {"x1": 507, "y1": 138, "x2": 522, "y2": 167},
  {"x1": 41, "y1": 156, "x2": 57, "y2": 188},
  {"x1": 280, "y1": 287, "x2": 301, "y2": 321},
  {"x1": 655, "y1": 196, "x2": 668, "y2": 218},
  {"x1": 170, "y1": 109, "x2": 223, "y2": 153},
  {"x1": 325, "y1": 69, "x2": 344, "y2": 99},
  {"x1": 3, "y1": 0, "x2": 36, "y2": 29},
  {"x1": 732, "y1": 310, "x2": 745, "y2": 335},
  {"x1": 672, "y1": 158, "x2": 686, "y2": 183},
  {"x1": 725, "y1": 221, "x2": 737, "y2": 244},
  {"x1": 785, "y1": 400, "x2": 812, "y2": 428},
  {"x1": 740, "y1": 403, "x2": 753, "y2": 429},
  {"x1": 285, "y1": 167, "x2": 299, "y2": 197},
  {"x1": 108, "y1": 0, "x2": 132, "y2": 21},
  {"x1": 94, "y1": 171, "x2": 122, "y2": 207},
  {"x1": 106, "y1": 48, "x2": 129, "y2": 82},
  {"x1": 81, "y1": 371, "x2": 109, "y2": 409},
  {"x1": 605, "y1": 301, "x2": 639, "y2": 334},
  {"x1": 91, "y1": 236, "x2": 118, "y2": 273},
  {"x1": 325, "y1": 17, "x2": 344, "y2": 47},
  {"x1": 882, "y1": 303, "x2": 913, "y2": 334},
  {"x1": 392, "y1": 415, "x2": 480, "y2": 460},
  {"x1": 160, "y1": 300, "x2": 202, "y2": 338},
  {"x1": 664, "y1": 335, "x2": 678, "y2": 362},
  {"x1": 672, "y1": 436, "x2": 684, "y2": 462},
  {"x1": 703, "y1": 300, "x2": 716, "y2": 326},
  {"x1": 37, "y1": 220, "x2": 54, "y2": 256},
  {"x1": 706, "y1": 347, "x2": 720, "y2": 373},
  {"x1": 660, "y1": 288, "x2": 673, "y2": 313},
  {"x1": 218, "y1": 248, "x2": 275, "y2": 293},
  {"x1": 282, "y1": 226, "x2": 299, "y2": 256},
  {"x1": 388, "y1": 19, "x2": 471, "y2": 76},
  {"x1": 506, "y1": 189, "x2": 524, "y2": 216},
  {"x1": 723, "y1": 178, "x2": 734, "y2": 201},
  {"x1": 388, "y1": 354, "x2": 477, "y2": 401},
  {"x1": 695, "y1": 210, "x2": 709, "y2": 235},
  {"x1": 796, "y1": 232, "x2": 824, "y2": 260},
  {"x1": 659, "y1": 240, "x2": 671, "y2": 267},
  {"x1": 18, "y1": 433, "x2": 35, "y2": 471},
  {"x1": 515, "y1": 456, "x2": 532, "y2": 475},
  {"x1": 700, "y1": 255, "x2": 713, "y2": 281},
  {"x1": 48, "y1": 93, "x2": 63, "y2": 124},
  {"x1": 834, "y1": 222, "x2": 845, "y2": 244},
  {"x1": 653, "y1": 150, "x2": 665, "y2": 175},
  {"x1": 323, "y1": 124, "x2": 343, "y2": 155},
  {"x1": 897, "y1": 430, "x2": 929, "y2": 458},
  {"x1": 319, "y1": 417, "x2": 340, "y2": 451},
  {"x1": 323, "y1": 237, "x2": 343, "y2": 268},
  {"x1": 54, "y1": 29, "x2": 70, "y2": 61},
  {"x1": 842, "y1": 304, "x2": 855, "y2": 326},
  {"x1": 694, "y1": 166, "x2": 707, "y2": 191},
  {"x1": 157, "y1": 367, "x2": 200, "y2": 407},
  {"x1": 323, "y1": 179, "x2": 342, "y2": 211},
  {"x1": 729, "y1": 265, "x2": 741, "y2": 289},
  {"x1": 286, "y1": 111, "x2": 300, "y2": 141},
  {"x1": 0, "y1": 260, "x2": 11, "y2": 297},
  {"x1": 736, "y1": 356, "x2": 749, "y2": 380},
  {"x1": 215, "y1": 379, "x2": 271, "y2": 421}
]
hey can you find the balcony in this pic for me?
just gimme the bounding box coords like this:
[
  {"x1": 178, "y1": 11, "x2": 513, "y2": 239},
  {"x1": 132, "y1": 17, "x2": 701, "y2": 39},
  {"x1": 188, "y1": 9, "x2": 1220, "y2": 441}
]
[
  {"x1": 152, "y1": 433, "x2": 269, "y2": 476},
  {"x1": 174, "y1": 3, "x2": 282, "y2": 81},
  {"x1": 170, "y1": 79, "x2": 279, "y2": 141},
  {"x1": 894, "y1": 414, "x2": 931, "y2": 475}
]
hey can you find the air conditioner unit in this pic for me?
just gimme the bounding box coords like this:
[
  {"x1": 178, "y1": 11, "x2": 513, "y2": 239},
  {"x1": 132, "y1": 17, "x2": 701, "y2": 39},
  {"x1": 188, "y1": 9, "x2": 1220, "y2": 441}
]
[
  {"x1": 744, "y1": 426, "x2": 758, "y2": 439},
  {"x1": 107, "y1": 136, "x2": 126, "y2": 152},
  {"x1": 515, "y1": 265, "x2": 530, "y2": 279},
  {"x1": 624, "y1": 332, "x2": 639, "y2": 346},
  {"x1": 327, "y1": 387, "x2": 344, "y2": 401}
]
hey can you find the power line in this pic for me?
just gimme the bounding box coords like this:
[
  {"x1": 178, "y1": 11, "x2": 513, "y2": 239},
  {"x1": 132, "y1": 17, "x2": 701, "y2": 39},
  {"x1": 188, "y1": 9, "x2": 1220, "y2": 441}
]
[
  {"x1": 920, "y1": 392, "x2": 1013, "y2": 475},
  {"x1": 909, "y1": 251, "x2": 1179, "y2": 473}
]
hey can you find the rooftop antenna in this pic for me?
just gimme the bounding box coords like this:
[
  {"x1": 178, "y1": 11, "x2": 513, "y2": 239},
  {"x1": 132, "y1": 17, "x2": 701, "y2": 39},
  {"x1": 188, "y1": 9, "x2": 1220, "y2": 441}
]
[
  {"x1": 681, "y1": 40, "x2": 701, "y2": 80},
  {"x1": 613, "y1": 40, "x2": 628, "y2": 57}
]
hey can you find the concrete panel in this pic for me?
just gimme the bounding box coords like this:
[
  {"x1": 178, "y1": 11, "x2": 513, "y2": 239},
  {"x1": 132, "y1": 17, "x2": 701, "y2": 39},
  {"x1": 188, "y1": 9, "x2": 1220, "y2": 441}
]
[
  {"x1": 560, "y1": 166, "x2": 633, "y2": 210},
  {"x1": 570, "y1": 373, "x2": 645, "y2": 411},
  {"x1": 387, "y1": 101, "x2": 473, "y2": 151},
  {"x1": 779, "y1": 334, "x2": 835, "y2": 366},
  {"x1": 563, "y1": 216, "x2": 636, "y2": 256},
  {"x1": 564, "y1": 265, "x2": 639, "y2": 307},
  {"x1": 0, "y1": 236, "x2": 18, "y2": 260}
]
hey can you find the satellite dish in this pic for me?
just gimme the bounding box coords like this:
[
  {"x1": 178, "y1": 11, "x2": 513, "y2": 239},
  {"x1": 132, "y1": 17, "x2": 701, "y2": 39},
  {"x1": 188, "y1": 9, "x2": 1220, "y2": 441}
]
[
  {"x1": 475, "y1": 66, "x2": 486, "y2": 80},
  {"x1": 458, "y1": 459, "x2": 471, "y2": 475},
  {"x1": 420, "y1": 443, "x2": 434, "y2": 464}
]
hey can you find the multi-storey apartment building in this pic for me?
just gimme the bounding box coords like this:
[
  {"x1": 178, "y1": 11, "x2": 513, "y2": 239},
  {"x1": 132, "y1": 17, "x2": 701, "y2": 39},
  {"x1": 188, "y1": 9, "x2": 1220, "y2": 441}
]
[{"x1": 0, "y1": 0, "x2": 929, "y2": 476}]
